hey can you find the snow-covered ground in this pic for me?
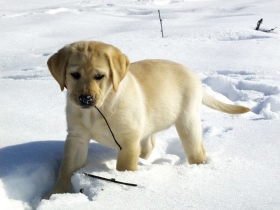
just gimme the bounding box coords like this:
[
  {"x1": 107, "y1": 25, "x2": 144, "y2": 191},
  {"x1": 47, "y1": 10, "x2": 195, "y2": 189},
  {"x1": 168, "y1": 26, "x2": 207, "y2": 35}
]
[{"x1": 1, "y1": 0, "x2": 280, "y2": 209}]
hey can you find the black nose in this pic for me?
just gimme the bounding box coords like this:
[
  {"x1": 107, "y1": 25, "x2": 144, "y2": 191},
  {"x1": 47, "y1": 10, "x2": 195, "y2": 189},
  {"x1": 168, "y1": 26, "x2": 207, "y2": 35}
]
[{"x1": 79, "y1": 94, "x2": 94, "y2": 107}]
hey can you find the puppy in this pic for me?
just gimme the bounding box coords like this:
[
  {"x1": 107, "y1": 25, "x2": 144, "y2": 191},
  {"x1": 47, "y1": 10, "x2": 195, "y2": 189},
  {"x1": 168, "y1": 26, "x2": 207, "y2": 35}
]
[{"x1": 44, "y1": 41, "x2": 250, "y2": 199}]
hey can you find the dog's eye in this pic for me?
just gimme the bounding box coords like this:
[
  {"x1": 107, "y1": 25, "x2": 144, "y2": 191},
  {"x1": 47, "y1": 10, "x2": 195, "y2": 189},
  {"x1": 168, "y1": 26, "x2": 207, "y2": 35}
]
[
  {"x1": 71, "y1": 72, "x2": 81, "y2": 80},
  {"x1": 94, "y1": 74, "x2": 104, "y2": 80}
]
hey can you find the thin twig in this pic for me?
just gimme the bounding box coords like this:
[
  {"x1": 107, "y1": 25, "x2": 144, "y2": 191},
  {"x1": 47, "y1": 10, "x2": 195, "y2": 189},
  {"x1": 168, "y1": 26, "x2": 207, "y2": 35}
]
[
  {"x1": 158, "y1": 10, "x2": 164, "y2": 38},
  {"x1": 263, "y1": 27, "x2": 277, "y2": 32},
  {"x1": 94, "y1": 106, "x2": 122, "y2": 150},
  {"x1": 255, "y1": 18, "x2": 263, "y2": 30},
  {"x1": 255, "y1": 18, "x2": 277, "y2": 33},
  {"x1": 83, "y1": 172, "x2": 137, "y2": 187}
]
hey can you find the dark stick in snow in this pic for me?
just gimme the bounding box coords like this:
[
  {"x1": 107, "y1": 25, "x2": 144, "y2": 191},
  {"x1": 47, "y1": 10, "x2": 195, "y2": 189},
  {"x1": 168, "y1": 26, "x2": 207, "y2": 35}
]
[
  {"x1": 255, "y1": 18, "x2": 277, "y2": 32},
  {"x1": 158, "y1": 10, "x2": 164, "y2": 38},
  {"x1": 83, "y1": 172, "x2": 137, "y2": 187},
  {"x1": 255, "y1": 18, "x2": 263, "y2": 30}
]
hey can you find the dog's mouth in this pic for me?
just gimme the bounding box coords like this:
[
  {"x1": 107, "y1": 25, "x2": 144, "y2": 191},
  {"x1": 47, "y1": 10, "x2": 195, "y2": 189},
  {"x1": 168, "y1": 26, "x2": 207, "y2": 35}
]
[{"x1": 81, "y1": 105, "x2": 92, "y2": 109}]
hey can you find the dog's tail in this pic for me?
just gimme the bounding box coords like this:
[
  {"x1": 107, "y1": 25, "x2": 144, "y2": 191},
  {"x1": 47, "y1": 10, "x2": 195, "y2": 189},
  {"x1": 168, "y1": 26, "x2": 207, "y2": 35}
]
[{"x1": 202, "y1": 89, "x2": 250, "y2": 114}]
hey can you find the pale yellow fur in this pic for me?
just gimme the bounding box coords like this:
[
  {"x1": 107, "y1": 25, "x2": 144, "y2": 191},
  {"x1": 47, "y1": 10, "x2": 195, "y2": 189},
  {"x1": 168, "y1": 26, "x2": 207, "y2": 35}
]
[{"x1": 44, "y1": 41, "x2": 250, "y2": 199}]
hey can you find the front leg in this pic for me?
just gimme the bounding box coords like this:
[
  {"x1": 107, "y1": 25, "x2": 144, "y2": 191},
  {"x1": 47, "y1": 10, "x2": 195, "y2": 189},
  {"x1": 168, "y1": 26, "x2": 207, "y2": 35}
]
[
  {"x1": 43, "y1": 133, "x2": 90, "y2": 199},
  {"x1": 116, "y1": 137, "x2": 140, "y2": 171}
]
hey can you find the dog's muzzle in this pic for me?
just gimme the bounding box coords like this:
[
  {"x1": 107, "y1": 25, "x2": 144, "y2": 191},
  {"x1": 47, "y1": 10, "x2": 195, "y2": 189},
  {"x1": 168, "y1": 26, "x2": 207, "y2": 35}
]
[{"x1": 79, "y1": 94, "x2": 94, "y2": 108}]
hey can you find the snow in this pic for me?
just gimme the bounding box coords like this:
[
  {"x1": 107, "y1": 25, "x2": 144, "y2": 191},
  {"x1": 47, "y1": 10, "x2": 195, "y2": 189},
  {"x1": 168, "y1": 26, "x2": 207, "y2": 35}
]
[{"x1": 1, "y1": 0, "x2": 280, "y2": 209}]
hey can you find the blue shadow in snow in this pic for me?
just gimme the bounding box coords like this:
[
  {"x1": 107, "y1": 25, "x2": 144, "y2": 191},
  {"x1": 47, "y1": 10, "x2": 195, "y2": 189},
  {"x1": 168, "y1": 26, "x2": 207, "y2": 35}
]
[
  {"x1": 0, "y1": 140, "x2": 117, "y2": 208},
  {"x1": 0, "y1": 141, "x2": 64, "y2": 178}
]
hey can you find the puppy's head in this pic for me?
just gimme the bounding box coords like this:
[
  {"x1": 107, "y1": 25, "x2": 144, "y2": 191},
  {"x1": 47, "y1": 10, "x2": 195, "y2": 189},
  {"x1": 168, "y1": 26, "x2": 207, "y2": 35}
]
[{"x1": 47, "y1": 41, "x2": 130, "y2": 108}]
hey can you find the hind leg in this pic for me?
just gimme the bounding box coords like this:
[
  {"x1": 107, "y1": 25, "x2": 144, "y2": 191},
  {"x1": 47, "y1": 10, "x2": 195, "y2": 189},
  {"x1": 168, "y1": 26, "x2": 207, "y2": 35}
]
[
  {"x1": 175, "y1": 110, "x2": 206, "y2": 164},
  {"x1": 140, "y1": 135, "x2": 155, "y2": 159}
]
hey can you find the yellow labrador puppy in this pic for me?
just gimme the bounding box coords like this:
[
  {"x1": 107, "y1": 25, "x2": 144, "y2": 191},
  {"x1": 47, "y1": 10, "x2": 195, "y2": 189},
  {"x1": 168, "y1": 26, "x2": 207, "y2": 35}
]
[{"x1": 44, "y1": 41, "x2": 250, "y2": 198}]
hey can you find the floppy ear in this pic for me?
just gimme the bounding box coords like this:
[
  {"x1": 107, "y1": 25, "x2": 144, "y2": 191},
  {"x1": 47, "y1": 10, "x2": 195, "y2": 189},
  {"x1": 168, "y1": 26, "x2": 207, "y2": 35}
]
[
  {"x1": 47, "y1": 46, "x2": 72, "y2": 91},
  {"x1": 105, "y1": 48, "x2": 130, "y2": 92}
]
